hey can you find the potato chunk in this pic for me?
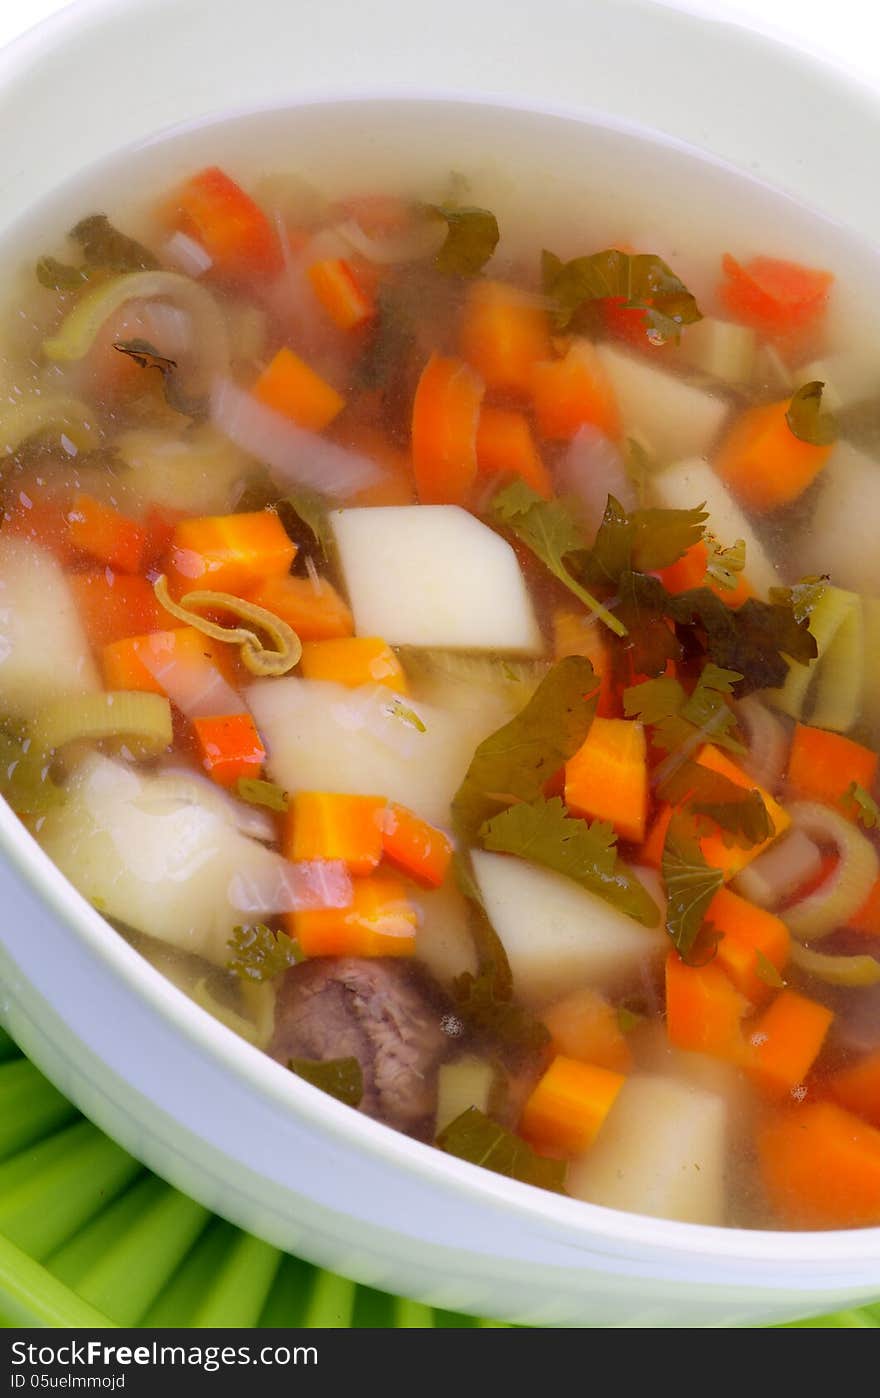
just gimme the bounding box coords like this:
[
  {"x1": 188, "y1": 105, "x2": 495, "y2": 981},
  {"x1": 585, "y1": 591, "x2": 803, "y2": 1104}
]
[{"x1": 596, "y1": 344, "x2": 729, "y2": 462}]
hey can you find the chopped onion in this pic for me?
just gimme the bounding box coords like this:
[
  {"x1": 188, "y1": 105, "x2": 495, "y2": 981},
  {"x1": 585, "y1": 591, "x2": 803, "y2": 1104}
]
[
  {"x1": 335, "y1": 216, "x2": 445, "y2": 265},
  {"x1": 782, "y1": 802, "x2": 879, "y2": 941},
  {"x1": 733, "y1": 828, "x2": 823, "y2": 910},
  {"x1": 163, "y1": 231, "x2": 213, "y2": 278},
  {"x1": 229, "y1": 857, "x2": 352, "y2": 915},
  {"x1": 210, "y1": 376, "x2": 381, "y2": 498},
  {"x1": 736, "y1": 697, "x2": 790, "y2": 793},
  {"x1": 555, "y1": 426, "x2": 637, "y2": 540}
]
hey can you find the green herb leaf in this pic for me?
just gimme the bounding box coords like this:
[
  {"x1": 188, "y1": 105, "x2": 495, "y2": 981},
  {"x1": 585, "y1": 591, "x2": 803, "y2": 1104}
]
[
  {"x1": 786, "y1": 381, "x2": 838, "y2": 447},
  {"x1": 661, "y1": 813, "x2": 724, "y2": 961},
  {"x1": 36, "y1": 256, "x2": 91, "y2": 291},
  {"x1": 769, "y1": 576, "x2": 829, "y2": 626},
  {"x1": 841, "y1": 781, "x2": 880, "y2": 830},
  {"x1": 289, "y1": 1056, "x2": 364, "y2": 1107},
  {"x1": 451, "y1": 655, "x2": 598, "y2": 843},
  {"x1": 577, "y1": 497, "x2": 707, "y2": 585},
  {"x1": 429, "y1": 205, "x2": 499, "y2": 277},
  {"x1": 227, "y1": 923, "x2": 301, "y2": 982},
  {"x1": 480, "y1": 796, "x2": 660, "y2": 926},
  {"x1": 451, "y1": 966, "x2": 550, "y2": 1055},
  {"x1": 645, "y1": 663, "x2": 745, "y2": 760},
  {"x1": 436, "y1": 1106, "x2": 567, "y2": 1193},
  {"x1": 623, "y1": 675, "x2": 687, "y2": 725},
  {"x1": 542, "y1": 247, "x2": 702, "y2": 342},
  {"x1": 705, "y1": 534, "x2": 747, "y2": 592},
  {"x1": 658, "y1": 757, "x2": 773, "y2": 847},
  {"x1": 235, "y1": 777, "x2": 289, "y2": 812},
  {"x1": 113, "y1": 338, "x2": 205, "y2": 418},
  {"x1": 667, "y1": 588, "x2": 818, "y2": 696},
  {"x1": 491, "y1": 481, "x2": 627, "y2": 636},
  {"x1": 276, "y1": 487, "x2": 334, "y2": 561},
  {"x1": 615, "y1": 570, "x2": 683, "y2": 677},
  {"x1": 617, "y1": 1004, "x2": 645, "y2": 1033},
  {"x1": 754, "y1": 948, "x2": 786, "y2": 989},
  {"x1": 385, "y1": 697, "x2": 427, "y2": 732},
  {"x1": 624, "y1": 437, "x2": 653, "y2": 506},
  {"x1": 70, "y1": 214, "x2": 160, "y2": 274}
]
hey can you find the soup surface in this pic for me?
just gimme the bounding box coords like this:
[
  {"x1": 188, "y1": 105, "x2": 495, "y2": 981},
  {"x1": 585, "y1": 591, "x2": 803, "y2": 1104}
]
[{"x1": 2, "y1": 103, "x2": 880, "y2": 1232}]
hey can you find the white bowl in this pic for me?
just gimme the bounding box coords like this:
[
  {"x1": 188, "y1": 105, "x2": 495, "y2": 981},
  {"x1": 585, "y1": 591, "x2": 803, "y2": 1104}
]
[{"x1": 2, "y1": 0, "x2": 880, "y2": 1328}]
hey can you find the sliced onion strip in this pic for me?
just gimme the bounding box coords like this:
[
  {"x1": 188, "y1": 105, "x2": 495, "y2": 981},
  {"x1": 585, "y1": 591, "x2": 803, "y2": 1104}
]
[
  {"x1": 229, "y1": 857, "x2": 352, "y2": 915},
  {"x1": 781, "y1": 801, "x2": 879, "y2": 941}
]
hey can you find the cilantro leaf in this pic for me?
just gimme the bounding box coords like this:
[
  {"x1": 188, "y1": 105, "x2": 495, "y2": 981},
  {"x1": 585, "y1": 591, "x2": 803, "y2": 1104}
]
[
  {"x1": 666, "y1": 588, "x2": 817, "y2": 695},
  {"x1": 542, "y1": 247, "x2": 702, "y2": 342},
  {"x1": 705, "y1": 534, "x2": 746, "y2": 592},
  {"x1": 235, "y1": 777, "x2": 289, "y2": 812},
  {"x1": 615, "y1": 570, "x2": 683, "y2": 677},
  {"x1": 657, "y1": 758, "x2": 772, "y2": 847},
  {"x1": 451, "y1": 656, "x2": 599, "y2": 843},
  {"x1": 113, "y1": 338, "x2": 206, "y2": 418},
  {"x1": 437, "y1": 1107, "x2": 567, "y2": 1193},
  {"x1": 479, "y1": 796, "x2": 660, "y2": 926},
  {"x1": 451, "y1": 966, "x2": 550, "y2": 1056},
  {"x1": 578, "y1": 496, "x2": 707, "y2": 584},
  {"x1": 649, "y1": 664, "x2": 745, "y2": 760},
  {"x1": 661, "y1": 813, "x2": 724, "y2": 961},
  {"x1": 786, "y1": 381, "x2": 838, "y2": 447},
  {"x1": 70, "y1": 214, "x2": 160, "y2": 273},
  {"x1": 842, "y1": 781, "x2": 880, "y2": 829},
  {"x1": 491, "y1": 482, "x2": 627, "y2": 636},
  {"x1": 428, "y1": 204, "x2": 499, "y2": 276},
  {"x1": 623, "y1": 674, "x2": 686, "y2": 725},
  {"x1": 289, "y1": 1056, "x2": 363, "y2": 1107},
  {"x1": 769, "y1": 576, "x2": 829, "y2": 625},
  {"x1": 227, "y1": 924, "x2": 301, "y2": 982},
  {"x1": 276, "y1": 487, "x2": 334, "y2": 561}
]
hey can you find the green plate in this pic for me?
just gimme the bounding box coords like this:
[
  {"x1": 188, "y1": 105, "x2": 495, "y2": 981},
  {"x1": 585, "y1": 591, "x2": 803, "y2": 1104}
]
[{"x1": 0, "y1": 1026, "x2": 876, "y2": 1329}]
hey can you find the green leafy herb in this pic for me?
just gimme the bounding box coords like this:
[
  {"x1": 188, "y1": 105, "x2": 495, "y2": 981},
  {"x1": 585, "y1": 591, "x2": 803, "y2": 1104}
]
[
  {"x1": 36, "y1": 257, "x2": 90, "y2": 291},
  {"x1": 615, "y1": 570, "x2": 683, "y2": 677},
  {"x1": 769, "y1": 576, "x2": 829, "y2": 625},
  {"x1": 623, "y1": 674, "x2": 685, "y2": 725},
  {"x1": 542, "y1": 247, "x2": 702, "y2": 342},
  {"x1": 289, "y1": 1056, "x2": 364, "y2": 1107},
  {"x1": 354, "y1": 286, "x2": 417, "y2": 390},
  {"x1": 235, "y1": 777, "x2": 289, "y2": 812},
  {"x1": 451, "y1": 655, "x2": 598, "y2": 843},
  {"x1": 627, "y1": 662, "x2": 744, "y2": 760},
  {"x1": 452, "y1": 965, "x2": 550, "y2": 1056},
  {"x1": 842, "y1": 781, "x2": 880, "y2": 829},
  {"x1": 429, "y1": 205, "x2": 499, "y2": 276},
  {"x1": 785, "y1": 381, "x2": 838, "y2": 447},
  {"x1": 491, "y1": 481, "x2": 627, "y2": 636},
  {"x1": 661, "y1": 813, "x2": 724, "y2": 961},
  {"x1": 754, "y1": 948, "x2": 786, "y2": 989},
  {"x1": 666, "y1": 588, "x2": 818, "y2": 696},
  {"x1": 624, "y1": 437, "x2": 653, "y2": 505},
  {"x1": 577, "y1": 496, "x2": 707, "y2": 585},
  {"x1": 436, "y1": 1107, "x2": 567, "y2": 1193},
  {"x1": 227, "y1": 923, "x2": 301, "y2": 982},
  {"x1": 70, "y1": 214, "x2": 160, "y2": 273},
  {"x1": 658, "y1": 758, "x2": 773, "y2": 847},
  {"x1": 385, "y1": 697, "x2": 427, "y2": 732},
  {"x1": 113, "y1": 338, "x2": 205, "y2": 418},
  {"x1": 705, "y1": 534, "x2": 746, "y2": 592},
  {"x1": 480, "y1": 796, "x2": 660, "y2": 926},
  {"x1": 276, "y1": 487, "x2": 334, "y2": 561}
]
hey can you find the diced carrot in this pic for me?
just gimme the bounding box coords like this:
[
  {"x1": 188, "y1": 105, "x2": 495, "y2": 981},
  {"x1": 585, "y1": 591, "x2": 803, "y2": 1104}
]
[
  {"x1": 657, "y1": 540, "x2": 752, "y2": 608},
  {"x1": 246, "y1": 574, "x2": 354, "y2": 640},
  {"x1": 787, "y1": 723, "x2": 878, "y2": 813},
  {"x1": 307, "y1": 257, "x2": 375, "y2": 331},
  {"x1": 829, "y1": 1050, "x2": 880, "y2": 1129},
  {"x1": 719, "y1": 253, "x2": 832, "y2": 339},
  {"x1": 290, "y1": 875, "x2": 417, "y2": 958},
  {"x1": 744, "y1": 989, "x2": 833, "y2": 1100},
  {"x1": 531, "y1": 339, "x2": 621, "y2": 442},
  {"x1": 67, "y1": 494, "x2": 146, "y2": 575},
  {"x1": 709, "y1": 887, "x2": 790, "y2": 1005},
  {"x1": 192, "y1": 713, "x2": 266, "y2": 788},
  {"x1": 299, "y1": 637, "x2": 408, "y2": 693},
  {"x1": 102, "y1": 627, "x2": 235, "y2": 698},
  {"x1": 542, "y1": 987, "x2": 633, "y2": 1074},
  {"x1": 665, "y1": 950, "x2": 748, "y2": 1062},
  {"x1": 849, "y1": 879, "x2": 880, "y2": 938},
  {"x1": 475, "y1": 406, "x2": 552, "y2": 497},
  {"x1": 411, "y1": 352, "x2": 484, "y2": 506},
  {"x1": 564, "y1": 717, "x2": 648, "y2": 843},
  {"x1": 552, "y1": 610, "x2": 616, "y2": 717},
  {"x1": 287, "y1": 792, "x2": 385, "y2": 876},
  {"x1": 381, "y1": 803, "x2": 452, "y2": 888},
  {"x1": 166, "y1": 510, "x2": 296, "y2": 597},
  {"x1": 142, "y1": 504, "x2": 185, "y2": 567},
  {"x1": 69, "y1": 571, "x2": 164, "y2": 650},
  {"x1": 758, "y1": 1101, "x2": 880, "y2": 1228},
  {"x1": 164, "y1": 166, "x2": 282, "y2": 283},
  {"x1": 695, "y1": 745, "x2": 791, "y2": 881},
  {"x1": 714, "y1": 397, "x2": 832, "y2": 512},
  {"x1": 2, "y1": 486, "x2": 77, "y2": 564},
  {"x1": 459, "y1": 280, "x2": 551, "y2": 400},
  {"x1": 252, "y1": 347, "x2": 345, "y2": 432},
  {"x1": 520, "y1": 1055, "x2": 625, "y2": 1156},
  {"x1": 640, "y1": 803, "x2": 674, "y2": 869},
  {"x1": 337, "y1": 194, "x2": 412, "y2": 237}
]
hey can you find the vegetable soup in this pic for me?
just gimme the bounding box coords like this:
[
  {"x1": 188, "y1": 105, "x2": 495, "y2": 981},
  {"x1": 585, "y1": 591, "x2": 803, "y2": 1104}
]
[{"x1": 2, "y1": 103, "x2": 880, "y2": 1231}]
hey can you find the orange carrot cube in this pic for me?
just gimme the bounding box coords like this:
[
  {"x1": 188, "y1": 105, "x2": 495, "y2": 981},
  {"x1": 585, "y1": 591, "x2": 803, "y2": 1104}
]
[
  {"x1": 167, "y1": 510, "x2": 296, "y2": 597},
  {"x1": 665, "y1": 950, "x2": 748, "y2": 1063},
  {"x1": 565, "y1": 717, "x2": 647, "y2": 843},
  {"x1": 758, "y1": 1102, "x2": 880, "y2": 1228},
  {"x1": 381, "y1": 803, "x2": 453, "y2": 888},
  {"x1": 709, "y1": 887, "x2": 790, "y2": 1005},
  {"x1": 307, "y1": 257, "x2": 375, "y2": 331},
  {"x1": 460, "y1": 280, "x2": 551, "y2": 400},
  {"x1": 299, "y1": 636, "x2": 408, "y2": 693},
  {"x1": 475, "y1": 406, "x2": 552, "y2": 497},
  {"x1": 411, "y1": 352, "x2": 484, "y2": 506},
  {"x1": 531, "y1": 339, "x2": 621, "y2": 442},
  {"x1": 246, "y1": 574, "x2": 354, "y2": 641},
  {"x1": 787, "y1": 723, "x2": 879, "y2": 813},
  {"x1": 829, "y1": 1049, "x2": 880, "y2": 1130},
  {"x1": 252, "y1": 347, "x2": 344, "y2": 431},
  {"x1": 714, "y1": 397, "x2": 832, "y2": 512},
  {"x1": 744, "y1": 989, "x2": 833, "y2": 1100},
  {"x1": 288, "y1": 792, "x2": 386, "y2": 876},
  {"x1": 542, "y1": 987, "x2": 633, "y2": 1074},
  {"x1": 520, "y1": 1055, "x2": 625, "y2": 1156},
  {"x1": 193, "y1": 712, "x2": 266, "y2": 787},
  {"x1": 291, "y1": 875, "x2": 417, "y2": 958},
  {"x1": 68, "y1": 494, "x2": 146, "y2": 575}
]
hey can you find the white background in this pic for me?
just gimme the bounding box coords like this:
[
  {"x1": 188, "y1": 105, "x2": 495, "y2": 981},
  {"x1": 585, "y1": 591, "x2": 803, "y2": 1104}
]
[{"x1": 1, "y1": 0, "x2": 879, "y2": 86}]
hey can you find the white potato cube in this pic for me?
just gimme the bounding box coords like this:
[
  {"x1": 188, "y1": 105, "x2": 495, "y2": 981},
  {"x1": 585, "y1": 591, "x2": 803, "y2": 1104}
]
[
  {"x1": 648, "y1": 456, "x2": 779, "y2": 597},
  {"x1": 415, "y1": 878, "x2": 478, "y2": 987},
  {"x1": 332, "y1": 505, "x2": 542, "y2": 653},
  {"x1": 247, "y1": 678, "x2": 498, "y2": 826},
  {"x1": 471, "y1": 850, "x2": 664, "y2": 1004},
  {"x1": 795, "y1": 441, "x2": 880, "y2": 595},
  {"x1": 38, "y1": 755, "x2": 292, "y2": 965},
  {"x1": 678, "y1": 317, "x2": 756, "y2": 386},
  {"x1": 0, "y1": 537, "x2": 100, "y2": 718},
  {"x1": 567, "y1": 1074, "x2": 727, "y2": 1225},
  {"x1": 596, "y1": 344, "x2": 730, "y2": 462}
]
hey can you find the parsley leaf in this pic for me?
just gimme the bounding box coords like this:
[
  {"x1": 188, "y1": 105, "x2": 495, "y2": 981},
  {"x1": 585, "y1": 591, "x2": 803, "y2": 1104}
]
[
  {"x1": 437, "y1": 1107, "x2": 567, "y2": 1193},
  {"x1": 842, "y1": 781, "x2": 880, "y2": 829},
  {"x1": 578, "y1": 496, "x2": 707, "y2": 584},
  {"x1": 635, "y1": 663, "x2": 745, "y2": 760},
  {"x1": 657, "y1": 758, "x2": 773, "y2": 847},
  {"x1": 113, "y1": 338, "x2": 206, "y2": 418},
  {"x1": 451, "y1": 966, "x2": 550, "y2": 1056},
  {"x1": 289, "y1": 1057, "x2": 363, "y2": 1107},
  {"x1": 36, "y1": 213, "x2": 159, "y2": 289},
  {"x1": 769, "y1": 576, "x2": 828, "y2": 625},
  {"x1": 705, "y1": 534, "x2": 747, "y2": 592},
  {"x1": 542, "y1": 247, "x2": 702, "y2": 342},
  {"x1": 666, "y1": 589, "x2": 818, "y2": 695},
  {"x1": 786, "y1": 381, "x2": 838, "y2": 447},
  {"x1": 480, "y1": 796, "x2": 660, "y2": 926},
  {"x1": 661, "y1": 813, "x2": 724, "y2": 961},
  {"x1": 227, "y1": 924, "x2": 301, "y2": 982},
  {"x1": 615, "y1": 570, "x2": 683, "y2": 677},
  {"x1": 451, "y1": 656, "x2": 599, "y2": 843},
  {"x1": 622, "y1": 674, "x2": 685, "y2": 725},
  {"x1": 754, "y1": 949, "x2": 786, "y2": 989},
  {"x1": 491, "y1": 481, "x2": 627, "y2": 636},
  {"x1": 428, "y1": 204, "x2": 500, "y2": 276},
  {"x1": 276, "y1": 487, "x2": 334, "y2": 561}
]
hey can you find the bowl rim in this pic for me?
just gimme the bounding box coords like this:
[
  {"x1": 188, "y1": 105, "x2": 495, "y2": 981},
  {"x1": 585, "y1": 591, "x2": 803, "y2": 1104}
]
[{"x1": 1, "y1": 0, "x2": 880, "y2": 1290}]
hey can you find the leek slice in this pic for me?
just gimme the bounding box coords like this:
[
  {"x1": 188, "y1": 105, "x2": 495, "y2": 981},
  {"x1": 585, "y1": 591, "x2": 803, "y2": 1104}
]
[
  {"x1": 767, "y1": 584, "x2": 858, "y2": 722},
  {"x1": 42, "y1": 271, "x2": 229, "y2": 392},
  {"x1": 154, "y1": 575, "x2": 301, "y2": 676},
  {"x1": 31, "y1": 691, "x2": 173, "y2": 758},
  {"x1": 435, "y1": 1056, "x2": 498, "y2": 1134},
  {"x1": 809, "y1": 594, "x2": 864, "y2": 733},
  {"x1": 679, "y1": 316, "x2": 756, "y2": 385},
  {"x1": 789, "y1": 942, "x2": 880, "y2": 987},
  {"x1": 783, "y1": 801, "x2": 879, "y2": 941},
  {"x1": 0, "y1": 394, "x2": 101, "y2": 456}
]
